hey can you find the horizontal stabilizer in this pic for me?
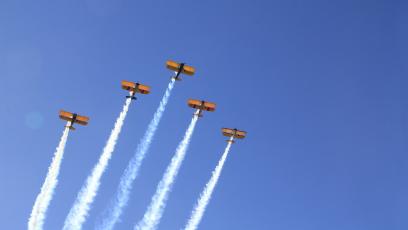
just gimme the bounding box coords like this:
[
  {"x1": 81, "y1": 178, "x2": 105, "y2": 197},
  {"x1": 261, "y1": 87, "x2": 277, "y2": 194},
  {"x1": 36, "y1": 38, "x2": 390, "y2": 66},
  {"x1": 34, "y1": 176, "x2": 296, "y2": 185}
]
[
  {"x1": 66, "y1": 126, "x2": 76, "y2": 131},
  {"x1": 126, "y1": 96, "x2": 137, "y2": 100}
]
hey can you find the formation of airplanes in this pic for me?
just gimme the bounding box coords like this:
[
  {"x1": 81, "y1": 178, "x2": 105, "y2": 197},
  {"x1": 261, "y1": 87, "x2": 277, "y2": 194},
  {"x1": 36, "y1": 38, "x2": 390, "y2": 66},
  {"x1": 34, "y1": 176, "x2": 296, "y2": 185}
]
[{"x1": 59, "y1": 60, "x2": 246, "y2": 143}]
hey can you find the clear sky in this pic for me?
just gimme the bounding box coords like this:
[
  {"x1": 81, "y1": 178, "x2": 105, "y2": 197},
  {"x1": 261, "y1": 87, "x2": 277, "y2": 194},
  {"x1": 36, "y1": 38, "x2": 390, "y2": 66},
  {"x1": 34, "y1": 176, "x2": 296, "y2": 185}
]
[{"x1": 0, "y1": 0, "x2": 407, "y2": 229}]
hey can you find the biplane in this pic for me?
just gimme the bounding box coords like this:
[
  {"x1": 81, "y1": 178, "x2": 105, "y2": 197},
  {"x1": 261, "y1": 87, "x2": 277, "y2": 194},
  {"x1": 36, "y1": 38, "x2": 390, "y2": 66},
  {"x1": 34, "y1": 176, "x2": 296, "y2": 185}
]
[
  {"x1": 59, "y1": 110, "x2": 89, "y2": 130},
  {"x1": 121, "y1": 80, "x2": 150, "y2": 100},
  {"x1": 187, "y1": 99, "x2": 216, "y2": 117},
  {"x1": 166, "y1": 60, "x2": 195, "y2": 81},
  {"x1": 222, "y1": 128, "x2": 247, "y2": 143}
]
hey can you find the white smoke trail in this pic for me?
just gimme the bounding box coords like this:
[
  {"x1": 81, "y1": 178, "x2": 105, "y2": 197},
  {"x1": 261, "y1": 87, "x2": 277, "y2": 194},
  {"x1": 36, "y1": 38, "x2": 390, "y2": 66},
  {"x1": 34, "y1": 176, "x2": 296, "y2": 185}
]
[
  {"x1": 96, "y1": 79, "x2": 176, "y2": 230},
  {"x1": 184, "y1": 138, "x2": 234, "y2": 230},
  {"x1": 63, "y1": 98, "x2": 132, "y2": 230},
  {"x1": 135, "y1": 113, "x2": 199, "y2": 230},
  {"x1": 28, "y1": 124, "x2": 71, "y2": 230}
]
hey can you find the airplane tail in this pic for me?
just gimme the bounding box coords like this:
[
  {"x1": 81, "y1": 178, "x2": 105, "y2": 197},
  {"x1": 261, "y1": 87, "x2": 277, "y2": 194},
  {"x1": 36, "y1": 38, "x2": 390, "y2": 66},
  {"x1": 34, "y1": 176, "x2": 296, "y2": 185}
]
[
  {"x1": 194, "y1": 110, "x2": 203, "y2": 118},
  {"x1": 126, "y1": 96, "x2": 137, "y2": 100},
  {"x1": 66, "y1": 125, "x2": 76, "y2": 131},
  {"x1": 172, "y1": 70, "x2": 182, "y2": 81}
]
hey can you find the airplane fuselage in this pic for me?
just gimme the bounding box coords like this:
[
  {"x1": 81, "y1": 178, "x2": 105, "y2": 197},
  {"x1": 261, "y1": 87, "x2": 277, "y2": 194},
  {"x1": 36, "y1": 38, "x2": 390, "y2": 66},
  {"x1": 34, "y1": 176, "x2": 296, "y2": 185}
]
[{"x1": 173, "y1": 63, "x2": 185, "y2": 81}]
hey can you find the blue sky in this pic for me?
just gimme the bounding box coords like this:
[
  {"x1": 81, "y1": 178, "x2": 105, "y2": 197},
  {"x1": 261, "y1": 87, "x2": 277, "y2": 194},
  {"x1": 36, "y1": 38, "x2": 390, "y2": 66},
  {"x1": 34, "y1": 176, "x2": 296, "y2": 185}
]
[{"x1": 0, "y1": 0, "x2": 407, "y2": 229}]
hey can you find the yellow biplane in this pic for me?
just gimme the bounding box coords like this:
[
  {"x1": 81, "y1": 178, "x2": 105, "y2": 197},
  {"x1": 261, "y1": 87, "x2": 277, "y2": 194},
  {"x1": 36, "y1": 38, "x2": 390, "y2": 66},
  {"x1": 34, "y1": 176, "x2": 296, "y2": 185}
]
[
  {"x1": 187, "y1": 99, "x2": 216, "y2": 117},
  {"x1": 222, "y1": 128, "x2": 247, "y2": 143},
  {"x1": 59, "y1": 110, "x2": 89, "y2": 130},
  {"x1": 166, "y1": 60, "x2": 195, "y2": 81},
  {"x1": 121, "y1": 80, "x2": 150, "y2": 100}
]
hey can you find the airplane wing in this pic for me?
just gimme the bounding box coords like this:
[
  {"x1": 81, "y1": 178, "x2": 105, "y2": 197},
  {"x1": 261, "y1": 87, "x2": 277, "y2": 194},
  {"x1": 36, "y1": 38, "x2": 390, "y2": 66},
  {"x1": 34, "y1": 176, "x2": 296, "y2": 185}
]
[
  {"x1": 59, "y1": 110, "x2": 74, "y2": 121},
  {"x1": 121, "y1": 80, "x2": 136, "y2": 91},
  {"x1": 137, "y1": 84, "x2": 151, "y2": 94},
  {"x1": 222, "y1": 128, "x2": 235, "y2": 137},
  {"x1": 181, "y1": 65, "x2": 195, "y2": 75},
  {"x1": 166, "y1": 60, "x2": 180, "y2": 72},
  {"x1": 75, "y1": 115, "x2": 89, "y2": 126},
  {"x1": 59, "y1": 110, "x2": 89, "y2": 126},
  {"x1": 235, "y1": 130, "x2": 247, "y2": 139},
  {"x1": 166, "y1": 60, "x2": 195, "y2": 75},
  {"x1": 222, "y1": 128, "x2": 247, "y2": 139},
  {"x1": 203, "y1": 102, "x2": 216, "y2": 112},
  {"x1": 188, "y1": 99, "x2": 202, "y2": 109}
]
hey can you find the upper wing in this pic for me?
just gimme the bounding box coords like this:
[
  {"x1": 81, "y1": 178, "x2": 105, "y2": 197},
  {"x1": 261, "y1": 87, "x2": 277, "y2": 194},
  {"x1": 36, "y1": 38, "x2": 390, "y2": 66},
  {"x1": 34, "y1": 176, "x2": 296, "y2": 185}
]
[
  {"x1": 203, "y1": 102, "x2": 216, "y2": 112},
  {"x1": 182, "y1": 65, "x2": 195, "y2": 75},
  {"x1": 75, "y1": 115, "x2": 89, "y2": 126},
  {"x1": 59, "y1": 110, "x2": 74, "y2": 121},
  {"x1": 222, "y1": 128, "x2": 234, "y2": 137},
  {"x1": 121, "y1": 80, "x2": 136, "y2": 92},
  {"x1": 222, "y1": 128, "x2": 247, "y2": 139},
  {"x1": 137, "y1": 84, "x2": 151, "y2": 94},
  {"x1": 188, "y1": 99, "x2": 202, "y2": 109},
  {"x1": 166, "y1": 60, "x2": 180, "y2": 72},
  {"x1": 166, "y1": 60, "x2": 195, "y2": 75},
  {"x1": 235, "y1": 130, "x2": 247, "y2": 139}
]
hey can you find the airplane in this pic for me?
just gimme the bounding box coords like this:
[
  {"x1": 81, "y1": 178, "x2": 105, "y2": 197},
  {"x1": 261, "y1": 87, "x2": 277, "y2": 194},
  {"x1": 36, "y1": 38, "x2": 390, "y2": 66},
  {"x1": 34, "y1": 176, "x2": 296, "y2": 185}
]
[
  {"x1": 222, "y1": 128, "x2": 247, "y2": 143},
  {"x1": 59, "y1": 110, "x2": 89, "y2": 130},
  {"x1": 166, "y1": 60, "x2": 195, "y2": 81},
  {"x1": 121, "y1": 80, "x2": 150, "y2": 100},
  {"x1": 187, "y1": 99, "x2": 216, "y2": 117}
]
